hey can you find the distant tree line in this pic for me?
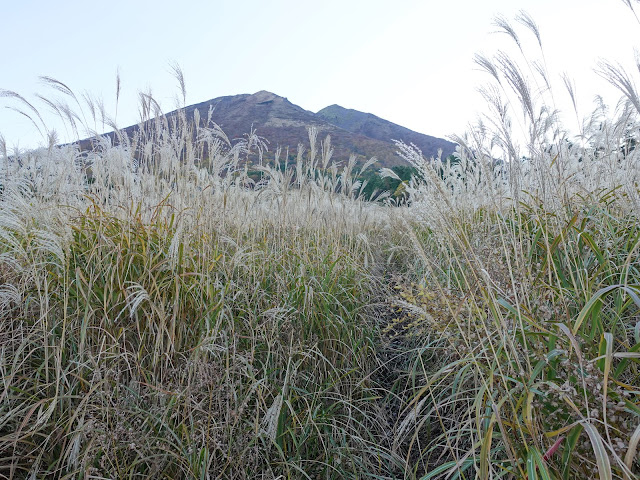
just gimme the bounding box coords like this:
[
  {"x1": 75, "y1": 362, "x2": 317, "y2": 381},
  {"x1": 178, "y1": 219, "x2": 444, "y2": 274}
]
[{"x1": 357, "y1": 165, "x2": 415, "y2": 201}]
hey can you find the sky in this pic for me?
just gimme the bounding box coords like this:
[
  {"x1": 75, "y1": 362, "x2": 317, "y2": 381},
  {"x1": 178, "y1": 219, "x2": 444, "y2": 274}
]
[{"x1": 1, "y1": 0, "x2": 638, "y2": 150}]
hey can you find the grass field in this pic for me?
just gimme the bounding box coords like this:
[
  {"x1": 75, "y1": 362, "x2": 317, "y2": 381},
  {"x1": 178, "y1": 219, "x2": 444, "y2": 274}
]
[{"x1": 1, "y1": 13, "x2": 639, "y2": 480}]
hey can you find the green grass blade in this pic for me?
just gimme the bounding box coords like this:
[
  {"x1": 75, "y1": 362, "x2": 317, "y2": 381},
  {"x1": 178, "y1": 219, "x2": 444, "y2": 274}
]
[{"x1": 580, "y1": 421, "x2": 612, "y2": 480}]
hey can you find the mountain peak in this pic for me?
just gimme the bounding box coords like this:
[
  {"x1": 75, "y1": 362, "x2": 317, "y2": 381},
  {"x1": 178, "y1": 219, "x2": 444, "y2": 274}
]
[{"x1": 249, "y1": 90, "x2": 282, "y2": 103}]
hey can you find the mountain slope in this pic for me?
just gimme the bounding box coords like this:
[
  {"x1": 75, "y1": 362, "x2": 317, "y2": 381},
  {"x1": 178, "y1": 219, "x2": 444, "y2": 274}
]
[
  {"x1": 187, "y1": 90, "x2": 407, "y2": 165},
  {"x1": 316, "y1": 104, "x2": 456, "y2": 160}
]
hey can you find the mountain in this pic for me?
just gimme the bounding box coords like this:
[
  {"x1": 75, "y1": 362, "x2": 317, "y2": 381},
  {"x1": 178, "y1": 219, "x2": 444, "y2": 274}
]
[{"x1": 82, "y1": 91, "x2": 455, "y2": 168}]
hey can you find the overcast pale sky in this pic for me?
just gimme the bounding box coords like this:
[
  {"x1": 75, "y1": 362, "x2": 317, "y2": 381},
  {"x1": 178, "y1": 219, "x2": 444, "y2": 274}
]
[{"x1": 1, "y1": 0, "x2": 638, "y2": 149}]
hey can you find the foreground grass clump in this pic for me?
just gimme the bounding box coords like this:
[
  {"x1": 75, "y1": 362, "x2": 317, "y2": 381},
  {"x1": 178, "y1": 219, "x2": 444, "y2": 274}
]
[
  {"x1": 383, "y1": 13, "x2": 640, "y2": 478},
  {"x1": 388, "y1": 199, "x2": 640, "y2": 479},
  {"x1": 0, "y1": 121, "x2": 407, "y2": 478}
]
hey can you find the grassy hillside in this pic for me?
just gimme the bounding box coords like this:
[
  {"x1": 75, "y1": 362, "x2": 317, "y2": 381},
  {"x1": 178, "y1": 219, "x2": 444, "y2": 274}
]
[{"x1": 1, "y1": 12, "x2": 639, "y2": 480}]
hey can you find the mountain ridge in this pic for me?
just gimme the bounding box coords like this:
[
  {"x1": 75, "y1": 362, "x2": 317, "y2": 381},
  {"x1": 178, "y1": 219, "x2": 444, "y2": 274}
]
[
  {"x1": 316, "y1": 104, "x2": 455, "y2": 160},
  {"x1": 82, "y1": 91, "x2": 456, "y2": 168}
]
